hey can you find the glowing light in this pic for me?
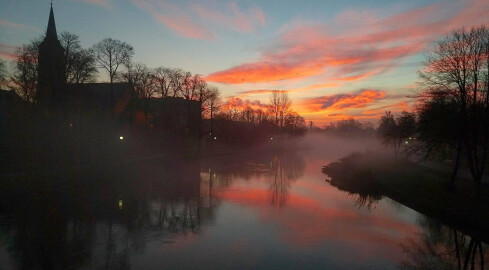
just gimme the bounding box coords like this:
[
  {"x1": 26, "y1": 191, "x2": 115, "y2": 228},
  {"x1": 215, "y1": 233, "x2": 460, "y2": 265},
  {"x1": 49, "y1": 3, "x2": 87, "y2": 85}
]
[
  {"x1": 270, "y1": 137, "x2": 273, "y2": 140},
  {"x1": 118, "y1": 200, "x2": 123, "y2": 209},
  {"x1": 405, "y1": 141, "x2": 408, "y2": 144},
  {"x1": 120, "y1": 136, "x2": 124, "y2": 140},
  {"x1": 214, "y1": 137, "x2": 217, "y2": 140}
]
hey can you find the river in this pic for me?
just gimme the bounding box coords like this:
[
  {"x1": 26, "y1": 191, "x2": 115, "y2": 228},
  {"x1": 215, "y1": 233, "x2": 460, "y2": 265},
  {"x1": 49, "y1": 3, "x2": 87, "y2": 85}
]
[{"x1": 0, "y1": 135, "x2": 485, "y2": 269}]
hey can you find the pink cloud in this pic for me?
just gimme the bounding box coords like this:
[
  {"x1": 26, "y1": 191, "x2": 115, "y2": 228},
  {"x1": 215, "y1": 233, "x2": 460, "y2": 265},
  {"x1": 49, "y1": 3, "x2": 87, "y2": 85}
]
[
  {"x1": 131, "y1": 0, "x2": 214, "y2": 40},
  {"x1": 0, "y1": 43, "x2": 18, "y2": 61},
  {"x1": 191, "y1": 2, "x2": 265, "y2": 33},
  {"x1": 206, "y1": 0, "x2": 489, "y2": 85},
  {"x1": 0, "y1": 19, "x2": 40, "y2": 33},
  {"x1": 73, "y1": 0, "x2": 113, "y2": 9},
  {"x1": 131, "y1": 0, "x2": 265, "y2": 40}
]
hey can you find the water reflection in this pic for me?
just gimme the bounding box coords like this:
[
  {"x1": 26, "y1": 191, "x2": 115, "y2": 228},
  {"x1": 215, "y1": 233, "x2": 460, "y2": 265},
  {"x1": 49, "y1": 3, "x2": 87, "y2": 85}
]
[
  {"x1": 0, "y1": 157, "x2": 214, "y2": 269},
  {"x1": 4, "y1": 146, "x2": 486, "y2": 270},
  {"x1": 269, "y1": 153, "x2": 304, "y2": 207},
  {"x1": 0, "y1": 150, "x2": 305, "y2": 269},
  {"x1": 401, "y1": 217, "x2": 488, "y2": 270},
  {"x1": 322, "y1": 153, "x2": 382, "y2": 210},
  {"x1": 323, "y1": 154, "x2": 488, "y2": 270}
]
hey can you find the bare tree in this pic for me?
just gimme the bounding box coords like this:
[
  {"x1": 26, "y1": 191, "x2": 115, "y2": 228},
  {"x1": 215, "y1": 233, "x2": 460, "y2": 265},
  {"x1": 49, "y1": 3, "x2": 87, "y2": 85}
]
[
  {"x1": 179, "y1": 71, "x2": 195, "y2": 100},
  {"x1": 0, "y1": 59, "x2": 7, "y2": 87},
  {"x1": 60, "y1": 32, "x2": 97, "y2": 84},
  {"x1": 268, "y1": 91, "x2": 291, "y2": 131},
  {"x1": 153, "y1": 67, "x2": 172, "y2": 97},
  {"x1": 206, "y1": 86, "x2": 221, "y2": 136},
  {"x1": 123, "y1": 63, "x2": 157, "y2": 127},
  {"x1": 92, "y1": 38, "x2": 133, "y2": 117},
  {"x1": 11, "y1": 39, "x2": 41, "y2": 102},
  {"x1": 418, "y1": 25, "x2": 489, "y2": 189},
  {"x1": 124, "y1": 63, "x2": 156, "y2": 99},
  {"x1": 92, "y1": 38, "x2": 134, "y2": 84},
  {"x1": 378, "y1": 111, "x2": 401, "y2": 156},
  {"x1": 168, "y1": 68, "x2": 184, "y2": 97}
]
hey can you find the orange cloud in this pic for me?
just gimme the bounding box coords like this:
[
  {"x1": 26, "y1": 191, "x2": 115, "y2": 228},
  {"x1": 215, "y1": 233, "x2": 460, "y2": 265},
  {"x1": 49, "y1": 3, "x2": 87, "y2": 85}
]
[
  {"x1": 221, "y1": 97, "x2": 269, "y2": 112},
  {"x1": 206, "y1": 0, "x2": 489, "y2": 84},
  {"x1": 206, "y1": 60, "x2": 325, "y2": 84},
  {"x1": 362, "y1": 101, "x2": 408, "y2": 116},
  {"x1": 231, "y1": 89, "x2": 287, "y2": 99},
  {"x1": 301, "y1": 90, "x2": 386, "y2": 113}
]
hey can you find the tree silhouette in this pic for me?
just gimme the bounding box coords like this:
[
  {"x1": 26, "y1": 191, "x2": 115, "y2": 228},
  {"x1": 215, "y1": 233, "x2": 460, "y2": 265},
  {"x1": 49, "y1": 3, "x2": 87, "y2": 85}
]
[
  {"x1": 0, "y1": 59, "x2": 7, "y2": 86},
  {"x1": 92, "y1": 38, "x2": 134, "y2": 84},
  {"x1": 60, "y1": 32, "x2": 97, "y2": 84},
  {"x1": 268, "y1": 91, "x2": 291, "y2": 132},
  {"x1": 418, "y1": 25, "x2": 489, "y2": 189},
  {"x1": 11, "y1": 39, "x2": 41, "y2": 102}
]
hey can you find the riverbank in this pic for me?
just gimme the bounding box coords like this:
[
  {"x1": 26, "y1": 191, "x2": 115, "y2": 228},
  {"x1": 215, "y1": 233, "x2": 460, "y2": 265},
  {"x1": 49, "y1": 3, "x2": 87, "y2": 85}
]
[
  {"x1": 0, "y1": 136, "x2": 307, "y2": 180},
  {"x1": 322, "y1": 152, "x2": 489, "y2": 243}
]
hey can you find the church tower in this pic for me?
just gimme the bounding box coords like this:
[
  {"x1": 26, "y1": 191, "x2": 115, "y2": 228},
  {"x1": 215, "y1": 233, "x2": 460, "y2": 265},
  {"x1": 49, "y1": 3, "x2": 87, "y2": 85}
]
[{"x1": 37, "y1": 3, "x2": 65, "y2": 108}]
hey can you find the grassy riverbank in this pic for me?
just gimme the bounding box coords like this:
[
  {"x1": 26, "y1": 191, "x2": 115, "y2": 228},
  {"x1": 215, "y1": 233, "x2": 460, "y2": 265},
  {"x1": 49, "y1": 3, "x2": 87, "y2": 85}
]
[{"x1": 322, "y1": 152, "x2": 489, "y2": 242}]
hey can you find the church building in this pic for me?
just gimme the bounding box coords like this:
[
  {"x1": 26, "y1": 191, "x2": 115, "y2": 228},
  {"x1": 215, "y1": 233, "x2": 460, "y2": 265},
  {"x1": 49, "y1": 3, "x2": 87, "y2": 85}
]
[{"x1": 36, "y1": 4, "x2": 201, "y2": 138}]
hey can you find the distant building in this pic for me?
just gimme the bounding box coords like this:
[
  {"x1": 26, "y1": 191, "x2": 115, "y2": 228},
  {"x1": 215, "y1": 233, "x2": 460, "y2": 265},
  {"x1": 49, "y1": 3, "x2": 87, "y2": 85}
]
[
  {"x1": 37, "y1": 4, "x2": 201, "y2": 137},
  {"x1": 129, "y1": 97, "x2": 201, "y2": 138}
]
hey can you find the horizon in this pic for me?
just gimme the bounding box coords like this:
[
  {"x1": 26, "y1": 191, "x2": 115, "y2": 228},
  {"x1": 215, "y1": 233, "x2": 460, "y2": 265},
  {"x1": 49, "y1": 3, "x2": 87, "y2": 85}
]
[{"x1": 1, "y1": 0, "x2": 488, "y2": 126}]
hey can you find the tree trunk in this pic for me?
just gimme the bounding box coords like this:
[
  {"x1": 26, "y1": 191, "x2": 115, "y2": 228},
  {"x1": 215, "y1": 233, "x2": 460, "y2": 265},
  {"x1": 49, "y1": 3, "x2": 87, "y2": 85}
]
[{"x1": 450, "y1": 140, "x2": 463, "y2": 190}]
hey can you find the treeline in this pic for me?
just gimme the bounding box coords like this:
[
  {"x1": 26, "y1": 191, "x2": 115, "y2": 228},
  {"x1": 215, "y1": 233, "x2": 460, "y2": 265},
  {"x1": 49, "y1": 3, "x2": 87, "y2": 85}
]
[
  {"x1": 1, "y1": 32, "x2": 307, "y2": 147},
  {"x1": 375, "y1": 25, "x2": 489, "y2": 194},
  {"x1": 3, "y1": 33, "x2": 220, "y2": 118},
  {"x1": 415, "y1": 25, "x2": 489, "y2": 191},
  {"x1": 209, "y1": 91, "x2": 307, "y2": 144},
  {"x1": 322, "y1": 118, "x2": 376, "y2": 137}
]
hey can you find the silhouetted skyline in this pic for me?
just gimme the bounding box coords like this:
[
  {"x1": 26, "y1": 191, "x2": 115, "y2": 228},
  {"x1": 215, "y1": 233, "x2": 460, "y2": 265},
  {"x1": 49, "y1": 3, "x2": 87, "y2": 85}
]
[{"x1": 1, "y1": 0, "x2": 488, "y2": 124}]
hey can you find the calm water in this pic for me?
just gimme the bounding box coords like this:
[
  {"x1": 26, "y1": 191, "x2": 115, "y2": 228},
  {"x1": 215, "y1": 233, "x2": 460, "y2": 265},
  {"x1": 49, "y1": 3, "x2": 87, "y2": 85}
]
[{"x1": 0, "y1": 136, "x2": 486, "y2": 269}]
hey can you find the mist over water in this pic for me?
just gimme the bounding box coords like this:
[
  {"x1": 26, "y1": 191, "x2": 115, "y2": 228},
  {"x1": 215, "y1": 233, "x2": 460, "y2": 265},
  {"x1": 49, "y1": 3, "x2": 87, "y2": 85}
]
[{"x1": 0, "y1": 133, "x2": 485, "y2": 270}]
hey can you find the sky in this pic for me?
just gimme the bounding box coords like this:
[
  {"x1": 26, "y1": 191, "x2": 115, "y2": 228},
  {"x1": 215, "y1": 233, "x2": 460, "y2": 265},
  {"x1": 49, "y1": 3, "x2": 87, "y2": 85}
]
[{"x1": 1, "y1": 0, "x2": 488, "y2": 125}]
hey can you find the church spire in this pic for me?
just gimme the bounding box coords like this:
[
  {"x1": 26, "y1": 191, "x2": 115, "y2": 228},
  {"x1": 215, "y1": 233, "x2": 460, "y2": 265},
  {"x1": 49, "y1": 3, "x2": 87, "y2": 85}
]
[{"x1": 45, "y1": 3, "x2": 58, "y2": 40}]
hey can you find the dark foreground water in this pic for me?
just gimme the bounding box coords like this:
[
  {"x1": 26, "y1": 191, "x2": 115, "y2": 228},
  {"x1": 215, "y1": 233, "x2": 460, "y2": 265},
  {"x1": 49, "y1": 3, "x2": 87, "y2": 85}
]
[{"x1": 0, "y1": 136, "x2": 486, "y2": 269}]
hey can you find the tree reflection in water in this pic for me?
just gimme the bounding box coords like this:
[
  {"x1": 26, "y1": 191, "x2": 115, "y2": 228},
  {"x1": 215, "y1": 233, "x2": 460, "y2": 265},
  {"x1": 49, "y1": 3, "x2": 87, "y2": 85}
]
[
  {"x1": 268, "y1": 152, "x2": 305, "y2": 207},
  {"x1": 0, "y1": 150, "x2": 306, "y2": 269},
  {"x1": 0, "y1": 157, "x2": 216, "y2": 269},
  {"x1": 201, "y1": 150, "x2": 305, "y2": 208},
  {"x1": 322, "y1": 153, "x2": 382, "y2": 210},
  {"x1": 323, "y1": 154, "x2": 488, "y2": 269},
  {"x1": 400, "y1": 217, "x2": 487, "y2": 270}
]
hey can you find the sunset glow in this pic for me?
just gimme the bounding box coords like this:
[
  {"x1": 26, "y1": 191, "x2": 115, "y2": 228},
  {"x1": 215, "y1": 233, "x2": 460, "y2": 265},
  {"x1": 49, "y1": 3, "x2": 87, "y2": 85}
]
[{"x1": 1, "y1": 0, "x2": 488, "y2": 125}]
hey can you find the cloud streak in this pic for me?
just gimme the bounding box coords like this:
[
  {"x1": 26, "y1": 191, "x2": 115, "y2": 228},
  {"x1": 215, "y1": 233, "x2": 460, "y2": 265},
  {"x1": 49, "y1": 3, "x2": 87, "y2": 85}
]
[
  {"x1": 73, "y1": 0, "x2": 113, "y2": 9},
  {"x1": 0, "y1": 42, "x2": 18, "y2": 61},
  {"x1": 191, "y1": 2, "x2": 265, "y2": 33},
  {"x1": 0, "y1": 19, "x2": 41, "y2": 33},
  {"x1": 131, "y1": 0, "x2": 265, "y2": 40},
  {"x1": 302, "y1": 90, "x2": 387, "y2": 113},
  {"x1": 206, "y1": 0, "x2": 489, "y2": 85},
  {"x1": 221, "y1": 97, "x2": 269, "y2": 112},
  {"x1": 131, "y1": 0, "x2": 214, "y2": 40}
]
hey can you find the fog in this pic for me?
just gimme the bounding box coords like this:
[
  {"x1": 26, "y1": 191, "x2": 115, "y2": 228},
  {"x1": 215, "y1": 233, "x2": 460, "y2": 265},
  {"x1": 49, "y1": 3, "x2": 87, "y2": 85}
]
[{"x1": 298, "y1": 132, "x2": 393, "y2": 163}]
